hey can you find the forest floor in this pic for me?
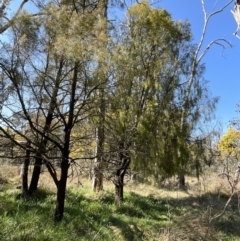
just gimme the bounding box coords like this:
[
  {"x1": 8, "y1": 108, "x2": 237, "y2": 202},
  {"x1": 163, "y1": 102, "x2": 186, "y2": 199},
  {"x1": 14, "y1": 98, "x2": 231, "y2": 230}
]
[{"x1": 0, "y1": 163, "x2": 240, "y2": 241}]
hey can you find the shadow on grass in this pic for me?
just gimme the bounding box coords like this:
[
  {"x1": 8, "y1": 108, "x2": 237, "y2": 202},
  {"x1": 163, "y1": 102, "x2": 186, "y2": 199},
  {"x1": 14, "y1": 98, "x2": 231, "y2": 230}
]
[
  {"x1": 108, "y1": 215, "x2": 145, "y2": 241},
  {"x1": 106, "y1": 190, "x2": 240, "y2": 241},
  {"x1": 0, "y1": 184, "x2": 240, "y2": 241},
  {"x1": 160, "y1": 190, "x2": 240, "y2": 240},
  {"x1": 116, "y1": 192, "x2": 169, "y2": 220}
]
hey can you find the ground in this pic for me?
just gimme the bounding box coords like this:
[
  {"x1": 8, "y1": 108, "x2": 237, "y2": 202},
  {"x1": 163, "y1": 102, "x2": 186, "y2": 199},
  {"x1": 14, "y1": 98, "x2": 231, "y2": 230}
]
[{"x1": 0, "y1": 163, "x2": 239, "y2": 241}]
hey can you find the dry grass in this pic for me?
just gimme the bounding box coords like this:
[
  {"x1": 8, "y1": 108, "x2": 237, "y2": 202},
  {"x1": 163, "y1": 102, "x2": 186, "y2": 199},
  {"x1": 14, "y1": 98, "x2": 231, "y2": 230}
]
[{"x1": 125, "y1": 173, "x2": 240, "y2": 241}]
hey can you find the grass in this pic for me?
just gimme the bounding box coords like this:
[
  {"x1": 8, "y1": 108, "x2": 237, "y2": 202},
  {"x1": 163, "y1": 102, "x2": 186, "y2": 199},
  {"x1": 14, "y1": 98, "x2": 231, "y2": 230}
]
[{"x1": 0, "y1": 165, "x2": 240, "y2": 240}]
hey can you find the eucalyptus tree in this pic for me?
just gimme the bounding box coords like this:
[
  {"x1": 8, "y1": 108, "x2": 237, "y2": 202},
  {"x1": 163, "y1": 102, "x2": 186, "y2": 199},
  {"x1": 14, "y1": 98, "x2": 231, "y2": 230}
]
[{"x1": 232, "y1": 0, "x2": 240, "y2": 37}]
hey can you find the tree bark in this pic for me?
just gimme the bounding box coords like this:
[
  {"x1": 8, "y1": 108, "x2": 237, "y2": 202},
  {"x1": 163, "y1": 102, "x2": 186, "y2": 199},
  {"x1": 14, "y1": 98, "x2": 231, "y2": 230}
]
[
  {"x1": 54, "y1": 61, "x2": 78, "y2": 221},
  {"x1": 28, "y1": 59, "x2": 64, "y2": 195},
  {"x1": 92, "y1": 125, "x2": 104, "y2": 191},
  {"x1": 92, "y1": 161, "x2": 103, "y2": 191},
  {"x1": 178, "y1": 173, "x2": 185, "y2": 189},
  {"x1": 114, "y1": 142, "x2": 131, "y2": 205},
  {"x1": 114, "y1": 170, "x2": 124, "y2": 205},
  {"x1": 22, "y1": 141, "x2": 31, "y2": 196},
  {"x1": 54, "y1": 159, "x2": 69, "y2": 221},
  {"x1": 92, "y1": 0, "x2": 107, "y2": 191},
  {"x1": 28, "y1": 154, "x2": 42, "y2": 194}
]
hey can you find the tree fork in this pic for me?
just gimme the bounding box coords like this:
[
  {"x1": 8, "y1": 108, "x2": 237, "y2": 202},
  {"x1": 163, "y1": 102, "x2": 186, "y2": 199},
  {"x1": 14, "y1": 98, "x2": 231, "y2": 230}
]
[{"x1": 114, "y1": 142, "x2": 131, "y2": 205}]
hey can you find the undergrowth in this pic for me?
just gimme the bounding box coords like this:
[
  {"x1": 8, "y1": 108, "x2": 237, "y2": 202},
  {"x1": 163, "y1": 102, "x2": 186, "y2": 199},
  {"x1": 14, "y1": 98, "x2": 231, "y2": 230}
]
[{"x1": 0, "y1": 171, "x2": 239, "y2": 240}]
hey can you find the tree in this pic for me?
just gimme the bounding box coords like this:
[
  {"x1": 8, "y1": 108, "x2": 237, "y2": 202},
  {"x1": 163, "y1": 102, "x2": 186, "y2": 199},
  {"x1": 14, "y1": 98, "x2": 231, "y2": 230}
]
[
  {"x1": 91, "y1": 0, "x2": 108, "y2": 192},
  {"x1": 103, "y1": 0, "x2": 195, "y2": 204},
  {"x1": 218, "y1": 127, "x2": 240, "y2": 158},
  {"x1": 0, "y1": 0, "x2": 108, "y2": 221},
  {"x1": 0, "y1": 0, "x2": 234, "y2": 220}
]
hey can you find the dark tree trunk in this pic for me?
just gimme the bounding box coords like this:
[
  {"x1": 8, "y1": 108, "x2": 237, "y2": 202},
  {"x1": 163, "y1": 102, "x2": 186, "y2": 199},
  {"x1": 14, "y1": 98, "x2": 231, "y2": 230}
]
[
  {"x1": 54, "y1": 159, "x2": 69, "y2": 221},
  {"x1": 22, "y1": 141, "x2": 31, "y2": 196},
  {"x1": 54, "y1": 61, "x2": 78, "y2": 221},
  {"x1": 114, "y1": 171, "x2": 124, "y2": 205},
  {"x1": 114, "y1": 142, "x2": 131, "y2": 205},
  {"x1": 28, "y1": 154, "x2": 42, "y2": 194},
  {"x1": 28, "y1": 59, "x2": 64, "y2": 195},
  {"x1": 178, "y1": 173, "x2": 185, "y2": 189}
]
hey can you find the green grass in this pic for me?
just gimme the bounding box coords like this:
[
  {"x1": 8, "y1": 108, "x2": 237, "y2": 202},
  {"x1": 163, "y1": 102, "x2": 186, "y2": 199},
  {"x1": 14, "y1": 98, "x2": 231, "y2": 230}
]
[
  {"x1": 0, "y1": 174, "x2": 240, "y2": 240},
  {"x1": 0, "y1": 187, "x2": 167, "y2": 241}
]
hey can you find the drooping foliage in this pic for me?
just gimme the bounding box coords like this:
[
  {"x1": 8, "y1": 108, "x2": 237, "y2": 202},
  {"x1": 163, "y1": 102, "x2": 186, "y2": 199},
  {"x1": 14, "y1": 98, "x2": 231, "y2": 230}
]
[
  {"x1": 0, "y1": 0, "x2": 219, "y2": 217},
  {"x1": 106, "y1": 1, "x2": 216, "y2": 181}
]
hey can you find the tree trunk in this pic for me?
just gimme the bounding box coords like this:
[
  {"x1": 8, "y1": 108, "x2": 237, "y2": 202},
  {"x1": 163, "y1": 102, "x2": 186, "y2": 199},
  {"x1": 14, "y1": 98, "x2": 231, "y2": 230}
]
[
  {"x1": 92, "y1": 161, "x2": 103, "y2": 192},
  {"x1": 22, "y1": 141, "x2": 31, "y2": 196},
  {"x1": 54, "y1": 61, "x2": 78, "y2": 221},
  {"x1": 114, "y1": 172, "x2": 124, "y2": 205},
  {"x1": 28, "y1": 60, "x2": 64, "y2": 195},
  {"x1": 92, "y1": 0, "x2": 107, "y2": 191},
  {"x1": 92, "y1": 125, "x2": 104, "y2": 192},
  {"x1": 54, "y1": 160, "x2": 69, "y2": 221},
  {"x1": 28, "y1": 154, "x2": 42, "y2": 194},
  {"x1": 114, "y1": 142, "x2": 131, "y2": 205},
  {"x1": 178, "y1": 173, "x2": 185, "y2": 189}
]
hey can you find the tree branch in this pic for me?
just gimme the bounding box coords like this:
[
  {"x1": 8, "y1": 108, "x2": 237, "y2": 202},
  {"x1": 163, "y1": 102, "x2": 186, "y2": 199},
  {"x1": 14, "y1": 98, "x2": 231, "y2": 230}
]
[{"x1": 0, "y1": 0, "x2": 29, "y2": 34}]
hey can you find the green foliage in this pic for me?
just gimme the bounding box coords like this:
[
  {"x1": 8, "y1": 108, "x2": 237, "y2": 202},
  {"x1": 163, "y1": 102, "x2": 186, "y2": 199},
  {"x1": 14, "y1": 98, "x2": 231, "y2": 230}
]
[
  {"x1": 0, "y1": 0, "x2": 220, "y2": 220},
  {"x1": 99, "y1": 0, "x2": 216, "y2": 182},
  {"x1": 43, "y1": 3, "x2": 107, "y2": 60},
  {"x1": 127, "y1": 0, "x2": 190, "y2": 44}
]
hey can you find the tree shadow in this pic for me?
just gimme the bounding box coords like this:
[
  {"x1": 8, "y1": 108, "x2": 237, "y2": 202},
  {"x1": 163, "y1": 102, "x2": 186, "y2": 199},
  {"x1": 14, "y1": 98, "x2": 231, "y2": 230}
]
[
  {"x1": 108, "y1": 215, "x2": 145, "y2": 241},
  {"x1": 161, "y1": 190, "x2": 240, "y2": 240},
  {"x1": 1, "y1": 183, "x2": 240, "y2": 240}
]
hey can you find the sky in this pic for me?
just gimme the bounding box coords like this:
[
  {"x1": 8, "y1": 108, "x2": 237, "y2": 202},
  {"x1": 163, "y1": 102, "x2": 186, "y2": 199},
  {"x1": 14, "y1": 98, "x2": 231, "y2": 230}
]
[
  {"x1": 3, "y1": 0, "x2": 240, "y2": 134},
  {"x1": 157, "y1": 0, "x2": 240, "y2": 134}
]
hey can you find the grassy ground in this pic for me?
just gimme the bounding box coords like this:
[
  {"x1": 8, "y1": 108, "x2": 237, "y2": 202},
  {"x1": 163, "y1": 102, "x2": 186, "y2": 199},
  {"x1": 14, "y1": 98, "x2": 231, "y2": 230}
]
[{"x1": 0, "y1": 164, "x2": 240, "y2": 241}]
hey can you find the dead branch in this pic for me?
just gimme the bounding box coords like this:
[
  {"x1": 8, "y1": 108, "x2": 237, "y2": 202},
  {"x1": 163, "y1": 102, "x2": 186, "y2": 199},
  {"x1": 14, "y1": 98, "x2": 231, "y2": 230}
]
[
  {"x1": 210, "y1": 162, "x2": 240, "y2": 222},
  {"x1": 180, "y1": 0, "x2": 233, "y2": 157},
  {"x1": 210, "y1": 191, "x2": 236, "y2": 222}
]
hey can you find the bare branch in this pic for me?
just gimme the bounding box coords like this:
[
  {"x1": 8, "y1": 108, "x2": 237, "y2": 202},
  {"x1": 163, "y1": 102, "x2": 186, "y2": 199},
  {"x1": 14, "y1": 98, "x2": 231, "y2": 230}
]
[
  {"x1": 180, "y1": 0, "x2": 233, "y2": 130},
  {"x1": 198, "y1": 38, "x2": 233, "y2": 62},
  {"x1": 211, "y1": 163, "x2": 240, "y2": 222},
  {"x1": 207, "y1": 0, "x2": 234, "y2": 19},
  {"x1": 210, "y1": 191, "x2": 236, "y2": 222}
]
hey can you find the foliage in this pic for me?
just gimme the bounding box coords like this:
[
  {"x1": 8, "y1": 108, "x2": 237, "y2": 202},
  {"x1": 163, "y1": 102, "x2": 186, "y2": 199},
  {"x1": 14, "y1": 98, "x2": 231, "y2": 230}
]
[
  {"x1": 218, "y1": 128, "x2": 240, "y2": 158},
  {"x1": 107, "y1": 1, "x2": 217, "y2": 181},
  {"x1": 43, "y1": 2, "x2": 107, "y2": 60},
  {"x1": 0, "y1": 0, "x2": 226, "y2": 218}
]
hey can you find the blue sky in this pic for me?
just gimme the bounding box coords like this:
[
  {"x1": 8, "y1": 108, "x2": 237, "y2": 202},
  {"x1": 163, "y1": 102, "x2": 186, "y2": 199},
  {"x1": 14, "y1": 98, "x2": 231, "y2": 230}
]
[{"x1": 157, "y1": 0, "x2": 240, "y2": 133}]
